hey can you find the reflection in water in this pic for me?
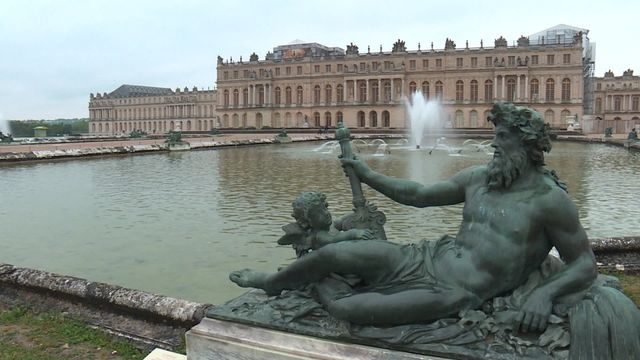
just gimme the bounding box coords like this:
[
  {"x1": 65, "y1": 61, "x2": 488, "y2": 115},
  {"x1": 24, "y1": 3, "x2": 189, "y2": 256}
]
[{"x1": 0, "y1": 140, "x2": 638, "y2": 304}]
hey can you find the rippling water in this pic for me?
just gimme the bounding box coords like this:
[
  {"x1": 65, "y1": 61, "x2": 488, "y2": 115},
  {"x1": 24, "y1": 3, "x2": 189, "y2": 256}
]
[{"x1": 0, "y1": 139, "x2": 638, "y2": 304}]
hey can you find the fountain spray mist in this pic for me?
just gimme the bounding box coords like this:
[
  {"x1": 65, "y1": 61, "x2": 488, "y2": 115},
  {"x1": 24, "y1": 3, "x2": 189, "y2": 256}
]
[{"x1": 404, "y1": 92, "x2": 442, "y2": 149}]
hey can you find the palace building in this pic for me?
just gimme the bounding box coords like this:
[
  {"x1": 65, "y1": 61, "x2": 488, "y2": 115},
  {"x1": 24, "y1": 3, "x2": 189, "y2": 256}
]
[
  {"x1": 88, "y1": 85, "x2": 217, "y2": 135},
  {"x1": 590, "y1": 69, "x2": 640, "y2": 134},
  {"x1": 89, "y1": 25, "x2": 597, "y2": 135}
]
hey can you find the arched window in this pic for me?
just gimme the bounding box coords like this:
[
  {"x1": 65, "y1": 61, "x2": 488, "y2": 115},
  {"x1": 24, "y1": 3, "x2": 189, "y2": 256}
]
[
  {"x1": 561, "y1": 109, "x2": 571, "y2": 125},
  {"x1": 359, "y1": 82, "x2": 367, "y2": 102},
  {"x1": 285, "y1": 112, "x2": 292, "y2": 127},
  {"x1": 296, "y1": 86, "x2": 303, "y2": 105},
  {"x1": 595, "y1": 98, "x2": 602, "y2": 113},
  {"x1": 369, "y1": 111, "x2": 378, "y2": 127},
  {"x1": 545, "y1": 109, "x2": 554, "y2": 123},
  {"x1": 633, "y1": 97, "x2": 639, "y2": 111},
  {"x1": 275, "y1": 87, "x2": 281, "y2": 105},
  {"x1": 455, "y1": 80, "x2": 464, "y2": 101},
  {"x1": 545, "y1": 78, "x2": 555, "y2": 102},
  {"x1": 470, "y1": 110, "x2": 478, "y2": 127},
  {"x1": 337, "y1": 111, "x2": 343, "y2": 124},
  {"x1": 506, "y1": 78, "x2": 516, "y2": 101},
  {"x1": 470, "y1": 80, "x2": 478, "y2": 102},
  {"x1": 232, "y1": 114, "x2": 239, "y2": 128},
  {"x1": 530, "y1": 79, "x2": 539, "y2": 101},
  {"x1": 357, "y1": 111, "x2": 365, "y2": 127},
  {"x1": 422, "y1": 81, "x2": 430, "y2": 99},
  {"x1": 455, "y1": 110, "x2": 464, "y2": 127},
  {"x1": 325, "y1": 85, "x2": 332, "y2": 104},
  {"x1": 384, "y1": 82, "x2": 391, "y2": 102},
  {"x1": 435, "y1": 81, "x2": 444, "y2": 99},
  {"x1": 314, "y1": 85, "x2": 321, "y2": 104},
  {"x1": 382, "y1": 111, "x2": 390, "y2": 127},
  {"x1": 484, "y1": 80, "x2": 493, "y2": 102},
  {"x1": 371, "y1": 81, "x2": 379, "y2": 102},
  {"x1": 336, "y1": 85, "x2": 344, "y2": 103},
  {"x1": 285, "y1": 87, "x2": 292, "y2": 105},
  {"x1": 255, "y1": 113, "x2": 263, "y2": 128},
  {"x1": 561, "y1": 78, "x2": 571, "y2": 102},
  {"x1": 258, "y1": 86, "x2": 264, "y2": 106},
  {"x1": 243, "y1": 88, "x2": 249, "y2": 105},
  {"x1": 409, "y1": 81, "x2": 417, "y2": 93},
  {"x1": 233, "y1": 89, "x2": 239, "y2": 106},
  {"x1": 273, "y1": 113, "x2": 281, "y2": 128},
  {"x1": 314, "y1": 112, "x2": 321, "y2": 127},
  {"x1": 324, "y1": 112, "x2": 331, "y2": 127},
  {"x1": 223, "y1": 90, "x2": 229, "y2": 107}
]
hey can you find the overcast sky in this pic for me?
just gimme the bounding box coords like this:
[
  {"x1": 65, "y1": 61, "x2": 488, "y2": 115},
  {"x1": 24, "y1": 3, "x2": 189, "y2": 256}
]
[{"x1": 0, "y1": 0, "x2": 637, "y2": 120}]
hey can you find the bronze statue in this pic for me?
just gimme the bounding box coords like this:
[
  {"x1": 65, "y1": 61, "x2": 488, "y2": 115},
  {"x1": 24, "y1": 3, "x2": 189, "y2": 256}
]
[{"x1": 230, "y1": 103, "x2": 596, "y2": 331}]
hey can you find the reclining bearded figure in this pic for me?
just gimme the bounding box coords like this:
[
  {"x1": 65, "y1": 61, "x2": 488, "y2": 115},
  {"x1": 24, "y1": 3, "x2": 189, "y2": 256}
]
[{"x1": 227, "y1": 102, "x2": 640, "y2": 358}]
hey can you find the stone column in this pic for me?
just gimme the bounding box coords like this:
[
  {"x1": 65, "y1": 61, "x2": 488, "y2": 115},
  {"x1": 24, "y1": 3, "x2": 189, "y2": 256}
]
[
  {"x1": 517, "y1": 75, "x2": 521, "y2": 100},
  {"x1": 401, "y1": 79, "x2": 405, "y2": 99},
  {"x1": 494, "y1": 76, "x2": 498, "y2": 99},
  {"x1": 501, "y1": 77, "x2": 505, "y2": 99},
  {"x1": 525, "y1": 75, "x2": 528, "y2": 100},
  {"x1": 378, "y1": 79, "x2": 381, "y2": 102}
]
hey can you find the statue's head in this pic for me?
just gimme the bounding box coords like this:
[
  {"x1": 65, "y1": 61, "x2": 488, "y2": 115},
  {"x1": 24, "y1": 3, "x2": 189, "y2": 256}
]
[
  {"x1": 488, "y1": 102, "x2": 552, "y2": 165},
  {"x1": 486, "y1": 102, "x2": 553, "y2": 190},
  {"x1": 291, "y1": 192, "x2": 332, "y2": 230}
]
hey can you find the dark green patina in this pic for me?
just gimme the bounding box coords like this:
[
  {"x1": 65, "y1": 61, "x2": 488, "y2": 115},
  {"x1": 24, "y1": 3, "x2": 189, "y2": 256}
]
[{"x1": 215, "y1": 103, "x2": 640, "y2": 359}]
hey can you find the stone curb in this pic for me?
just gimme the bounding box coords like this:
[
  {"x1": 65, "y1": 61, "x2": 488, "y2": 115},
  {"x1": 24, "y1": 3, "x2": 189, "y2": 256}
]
[{"x1": 0, "y1": 263, "x2": 211, "y2": 326}]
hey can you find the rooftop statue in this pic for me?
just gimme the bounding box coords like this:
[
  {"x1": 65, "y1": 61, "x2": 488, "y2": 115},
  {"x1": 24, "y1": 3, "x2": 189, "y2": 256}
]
[
  {"x1": 391, "y1": 39, "x2": 406, "y2": 53},
  {"x1": 345, "y1": 43, "x2": 359, "y2": 55},
  {"x1": 222, "y1": 103, "x2": 640, "y2": 359}
]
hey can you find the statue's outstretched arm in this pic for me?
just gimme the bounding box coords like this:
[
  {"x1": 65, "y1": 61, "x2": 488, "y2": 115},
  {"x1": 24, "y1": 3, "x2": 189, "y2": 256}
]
[{"x1": 341, "y1": 157, "x2": 477, "y2": 207}]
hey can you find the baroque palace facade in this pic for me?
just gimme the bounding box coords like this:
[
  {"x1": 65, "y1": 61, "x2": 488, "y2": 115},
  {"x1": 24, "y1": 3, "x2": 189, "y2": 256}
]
[
  {"x1": 89, "y1": 25, "x2": 601, "y2": 135},
  {"x1": 591, "y1": 69, "x2": 640, "y2": 134}
]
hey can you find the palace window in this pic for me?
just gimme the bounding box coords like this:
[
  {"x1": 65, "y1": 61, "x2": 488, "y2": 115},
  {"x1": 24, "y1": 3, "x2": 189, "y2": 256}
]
[
  {"x1": 223, "y1": 90, "x2": 229, "y2": 107},
  {"x1": 595, "y1": 98, "x2": 602, "y2": 113},
  {"x1": 359, "y1": 82, "x2": 367, "y2": 102},
  {"x1": 365, "y1": 81, "x2": 375, "y2": 102},
  {"x1": 561, "y1": 78, "x2": 571, "y2": 102},
  {"x1": 530, "y1": 79, "x2": 539, "y2": 100},
  {"x1": 243, "y1": 88, "x2": 249, "y2": 104},
  {"x1": 360, "y1": 62, "x2": 366, "y2": 71},
  {"x1": 547, "y1": 55, "x2": 554, "y2": 65},
  {"x1": 455, "y1": 80, "x2": 464, "y2": 101},
  {"x1": 614, "y1": 96, "x2": 622, "y2": 111},
  {"x1": 384, "y1": 82, "x2": 391, "y2": 101},
  {"x1": 285, "y1": 87, "x2": 292, "y2": 105},
  {"x1": 314, "y1": 85, "x2": 321, "y2": 104},
  {"x1": 409, "y1": 81, "x2": 417, "y2": 93},
  {"x1": 456, "y1": 58, "x2": 463, "y2": 67},
  {"x1": 563, "y1": 54, "x2": 571, "y2": 64},
  {"x1": 471, "y1": 57, "x2": 477, "y2": 68},
  {"x1": 470, "y1": 80, "x2": 478, "y2": 102},
  {"x1": 325, "y1": 64, "x2": 331, "y2": 72},
  {"x1": 233, "y1": 89, "x2": 239, "y2": 106},
  {"x1": 337, "y1": 64, "x2": 343, "y2": 72},
  {"x1": 384, "y1": 61, "x2": 392, "y2": 70},
  {"x1": 545, "y1": 78, "x2": 555, "y2": 102},
  {"x1": 275, "y1": 68, "x2": 280, "y2": 76},
  {"x1": 275, "y1": 87, "x2": 281, "y2": 105},
  {"x1": 422, "y1": 81, "x2": 429, "y2": 99},
  {"x1": 296, "y1": 86, "x2": 303, "y2": 105},
  {"x1": 423, "y1": 59, "x2": 429, "y2": 68},
  {"x1": 297, "y1": 66, "x2": 302, "y2": 75},
  {"x1": 435, "y1": 81, "x2": 443, "y2": 99},
  {"x1": 223, "y1": 71, "x2": 228, "y2": 80},
  {"x1": 485, "y1": 57, "x2": 492, "y2": 66},
  {"x1": 337, "y1": 84, "x2": 344, "y2": 102},
  {"x1": 325, "y1": 85, "x2": 332, "y2": 104},
  {"x1": 436, "y1": 59, "x2": 442, "y2": 68},
  {"x1": 484, "y1": 80, "x2": 493, "y2": 102},
  {"x1": 409, "y1": 60, "x2": 416, "y2": 69},
  {"x1": 233, "y1": 71, "x2": 238, "y2": 79},
  {"x1": 314, "y1": 65, "x2": 320, "y2": 73},
  {"x1": 633, "y1": 96, "x2": 639, "y2": 111},
  {"x1": 531, "y1": 55, "x2": 538, "y2": 65},
  {"x1": 506, "y1": 78, "x2": 516, "y2": 101}
]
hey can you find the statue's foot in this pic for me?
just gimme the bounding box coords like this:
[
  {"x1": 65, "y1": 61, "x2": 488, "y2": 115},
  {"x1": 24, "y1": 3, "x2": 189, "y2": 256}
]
[{"x1": 229, "y1": 269, "x2": 280, "y2": 296}]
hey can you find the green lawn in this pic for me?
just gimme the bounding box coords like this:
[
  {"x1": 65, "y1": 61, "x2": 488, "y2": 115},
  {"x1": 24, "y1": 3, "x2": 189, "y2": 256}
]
[{"x1": 0, "y1": 305, "x2": 146, "y2": 360}]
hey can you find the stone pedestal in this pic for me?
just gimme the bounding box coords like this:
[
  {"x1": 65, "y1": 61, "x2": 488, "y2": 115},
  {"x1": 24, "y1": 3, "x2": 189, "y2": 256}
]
[{"x1": 186, "y1": 318, "x2": 449, "y2": 360}]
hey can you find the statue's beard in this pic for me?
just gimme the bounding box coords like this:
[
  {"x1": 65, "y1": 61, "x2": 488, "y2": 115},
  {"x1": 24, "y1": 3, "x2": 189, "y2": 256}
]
[{"x1": 487, "y1": 148, "x2": 528, "y2": 190}]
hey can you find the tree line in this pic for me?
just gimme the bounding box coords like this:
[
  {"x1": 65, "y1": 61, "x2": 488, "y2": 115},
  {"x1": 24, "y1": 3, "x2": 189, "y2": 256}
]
[{"x1": 6, "y1": 119, "x2": 89, "y2": 137}]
